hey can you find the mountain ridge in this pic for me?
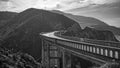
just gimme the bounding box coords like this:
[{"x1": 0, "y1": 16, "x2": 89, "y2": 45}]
[
  {"x1": 52, "y1": 10, "x2": 120, "y2": 36},
  {"x1": 0, "y1": 8, "x2": 80, "y2": 59}
]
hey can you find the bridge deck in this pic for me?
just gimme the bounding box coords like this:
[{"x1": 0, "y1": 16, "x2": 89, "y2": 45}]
[
  {"x1": 42, "y1": 31, "x2": 120, "y2": 50},
  {"x1": 41, "y1": 31, "x2": 120, "y2": 64}
]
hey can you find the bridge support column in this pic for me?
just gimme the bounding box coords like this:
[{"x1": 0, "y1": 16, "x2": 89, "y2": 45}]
[
  {"x1": 41, "y1": 39, "x2": 50, "y2": 68},
  {"x1": 42, "y1": 40, "x2": 61, "y2": 68},
  {"x1": 59, "y1": 47, "x2": 73, "y2": 68},
  {"x1": 65, "y1": 53, "x2": 72, "y2": 68},
  {"x1": 49, "y1": 44, "x2": 60, "y2": 68},
  {"x1": 62, "y1": 49, "x2": 66, "y2": 68},
  {"x1": 61, "y1": 49, "x2": 73, "y2": 68}
]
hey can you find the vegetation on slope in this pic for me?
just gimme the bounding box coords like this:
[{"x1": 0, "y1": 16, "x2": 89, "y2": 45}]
[
  {"x1": 0, "y1": 47, "x2": 41, "y2": 68},
  {"x1": 63, "y1": 26, "x2": 118, "y2": 42},
  {"x1": 0, "y1": 12, "x2": 17, "y2": 29}
]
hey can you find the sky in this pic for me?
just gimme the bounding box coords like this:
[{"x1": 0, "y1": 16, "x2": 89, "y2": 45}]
[
  {"x1": 0, "y1": 0, "x2": 118, "y2": 11},
  {"x1": 0, "y1": 0, "x2": 120, "y2": 27}
]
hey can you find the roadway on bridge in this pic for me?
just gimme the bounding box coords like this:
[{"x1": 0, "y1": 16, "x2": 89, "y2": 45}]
[
  {"x1": 42, "y1": 31, "x2": 120, "y2": 49},
  {"x1": 42, "y1": 31, "x2": 70, "y2": 41}
]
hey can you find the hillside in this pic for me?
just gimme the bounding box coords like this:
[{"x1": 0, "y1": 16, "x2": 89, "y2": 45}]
[
  {"x1": 52, "y1": 10, "x2": 107, "y2": 27},
  {"x1": 0, "y1": 47, "x2": 41, "y2": 68},
  {"x1": 52, "y1": 10, "x2": 118, "y2": 41},
  {"x1": 63, "y1": 27, "x2": 118, "y2": 42},
  {"x1": 0, "y1": 12, "x2": 17, "y2": 21},
  {"x1": 0, "y1": 12, "x2": 17, "y2": 29},
  {"x1": 0, "y1": 8, "x2": 80, "y2": 59},
  {"x1": 52, "y1": 10, "x2": 120, "y2": 36}
]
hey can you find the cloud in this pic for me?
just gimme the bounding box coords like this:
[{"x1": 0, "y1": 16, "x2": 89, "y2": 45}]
[
  {"x1": 33, "y1": 0, "x2": 59, "y2": 9},
  {"x1": 0, "y1": 0, "x2": 38, "y2": 12},
  {"x1": 0, "y1": 0, "x2": 9, "y2": 1},
  {"x1": 52, "y1": 0, "x2": 91, "y2": 10},
  {"x1": 53, "y1": 0, "x2": 119, "y2": 11},
  {"x1": 0, "y1": 0, "x2": 119, "y2": 12},
  {"x1": 0, "y1": 0, "x2": 13, "y2": 11},
  {"x1": 0, "y1": 0, "x2": 93, "y2": 11},
  {"x1": 66, "y1": 0, "x2": 120, "y2": 27},
  {"x1": 0, "y1": 0, "x2": 120, "y2": 27}
]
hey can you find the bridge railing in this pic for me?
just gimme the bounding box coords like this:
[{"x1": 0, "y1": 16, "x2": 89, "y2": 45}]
[
  {"x1": 54, "y1": 31, "x2": 120, "y2": 48},
  {"x1": 42, "y1": 34, "x2": 120, "y2": 61}
]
